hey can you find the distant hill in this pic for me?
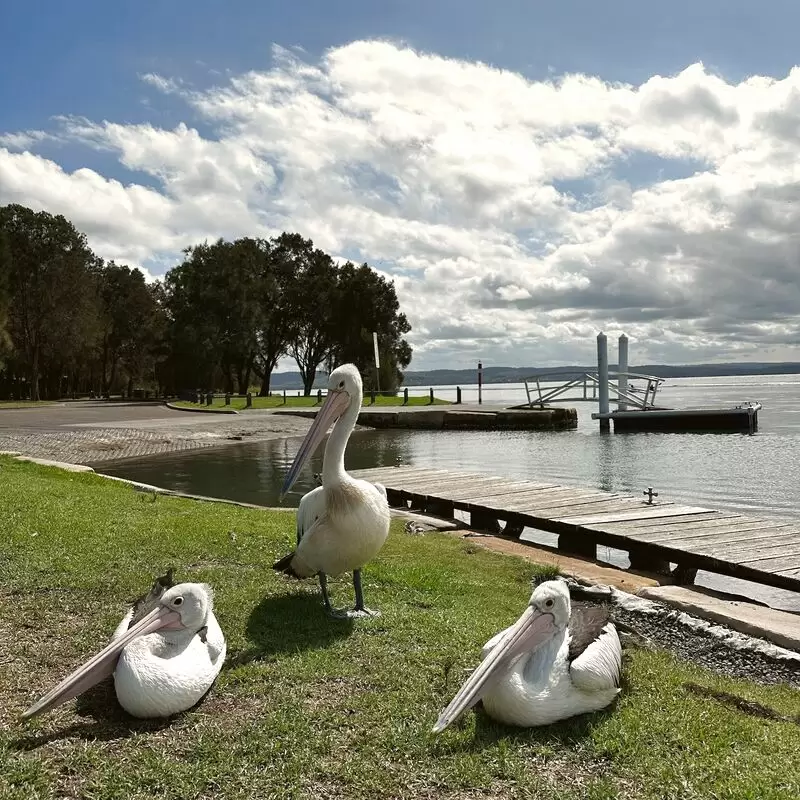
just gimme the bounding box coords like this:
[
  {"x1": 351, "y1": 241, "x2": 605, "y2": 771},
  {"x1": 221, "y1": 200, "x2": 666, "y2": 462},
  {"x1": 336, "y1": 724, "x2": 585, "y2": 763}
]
[{"x1": 270, "y1": 362, "x2": 800, "y2": 389}]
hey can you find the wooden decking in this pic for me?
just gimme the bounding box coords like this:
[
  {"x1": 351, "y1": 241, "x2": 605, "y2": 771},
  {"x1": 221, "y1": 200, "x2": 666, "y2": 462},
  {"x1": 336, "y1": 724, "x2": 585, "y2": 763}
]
[{"x1": 350, "y1": 466, "x2": 800, "y2": 593}]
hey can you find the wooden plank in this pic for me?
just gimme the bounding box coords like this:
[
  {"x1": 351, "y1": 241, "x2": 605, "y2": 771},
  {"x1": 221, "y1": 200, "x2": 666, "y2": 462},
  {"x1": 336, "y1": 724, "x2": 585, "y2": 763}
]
[
  {"x1": 557, "y1": 505, "x2": 713, "y2": 525},
  {"x1": 629, "y1": 522, "x2": 796, "y2": 545},
  {"x1": 736, "y1": 554, "x2": 800, "y2": 571},
  {"x1": 495, "y1": 491, "x2": 626, "y2": 511},
  {"x1": 778, "y1": 567, "x2": 800, "y2": 578},
  {"x1": 354, "y1": 467, "x2": 452, "y2": 485},
  {"x1": 423, "y1": 479, "x2": 530, "y2": 501},
  {"x1": 382, "y1": 470, "x2": 482, "y2": 487},
  {"x1": 465, "y1": 485, "x2": 567, "y2": 505},
  {"x1": 497, "y1": 492, "x2": 634, "y2": 512},
  {"x1": 675, "y1": 535, "x2": 800, "y2": 560},
  {"x1": 519, "y1": 498, "x2": 654, "y2": 518},
  {"x1": 609, "y1": 511, "x2": 744, "y2": 535},
  {"x1": 633, "y1": 527, "x2": 799, "y2": 552},
  {"x1": 491, "y1": 487, "x2": 623, "y2": 508}
]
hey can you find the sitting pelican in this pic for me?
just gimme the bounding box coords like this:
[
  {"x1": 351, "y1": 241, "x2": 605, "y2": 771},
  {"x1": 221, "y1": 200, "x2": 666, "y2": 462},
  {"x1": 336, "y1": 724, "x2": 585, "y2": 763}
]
[
  {"x1": 433, "y1": 579, "x2": 622, "y2": 732},
  {"x1": 273, "y1": 363, "x2": 390, "y2": 618},
  {"x1": 22, "y1": 571, "x2": 226, "y2": 720}
]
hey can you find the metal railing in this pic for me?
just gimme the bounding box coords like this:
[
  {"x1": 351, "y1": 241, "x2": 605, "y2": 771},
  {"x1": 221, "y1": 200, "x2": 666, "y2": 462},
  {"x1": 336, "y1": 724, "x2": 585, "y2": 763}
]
[{"x1": 523, "y1": 371, "x2": 666, "y2": 410}]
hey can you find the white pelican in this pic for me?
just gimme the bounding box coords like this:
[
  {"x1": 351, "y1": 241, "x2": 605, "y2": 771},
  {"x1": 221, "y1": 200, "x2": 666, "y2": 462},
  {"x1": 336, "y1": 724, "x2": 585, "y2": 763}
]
[
  {"x1": 273, "y1": 363, "x2": 390, "y2": 618},
  {"x1": 433, "y1": 579, "x2": 622, "y2": 732},
  {"x1": 22, "y1": 572, "x2": 226, "y2": 720}
]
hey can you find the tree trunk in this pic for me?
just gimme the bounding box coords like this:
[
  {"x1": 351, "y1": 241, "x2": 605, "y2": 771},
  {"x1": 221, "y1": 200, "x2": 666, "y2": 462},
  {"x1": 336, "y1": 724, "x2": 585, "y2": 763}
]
[
  {"x1": 31, "y1": 344, "x2": 40, "y2": 401},
  {"x1": 259, "y1": 372, "x2": 271, "y2": 396},
  {"x1": 243, "y1": 353, "x2": 254, "y2": 394}
]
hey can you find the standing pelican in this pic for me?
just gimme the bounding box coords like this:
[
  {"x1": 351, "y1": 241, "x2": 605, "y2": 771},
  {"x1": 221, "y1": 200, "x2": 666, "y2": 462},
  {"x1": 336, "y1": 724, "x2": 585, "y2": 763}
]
[
  {"x1": 273, "y1": 364, "x2": 390, "y2": 618},
  {"x1": 22, "y1": 573, "x2": 226, "y2": 720},
  {"x1": 433, "y1": 579, "x2": 622, "y2": 732}
]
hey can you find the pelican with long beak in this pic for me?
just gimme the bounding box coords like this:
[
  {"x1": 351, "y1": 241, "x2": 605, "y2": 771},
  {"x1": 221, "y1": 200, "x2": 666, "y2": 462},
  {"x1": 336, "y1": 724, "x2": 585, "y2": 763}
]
[
  {"x1": 273, "y1": 363, "x2": 390, "y2": 618},
  {"x1": 433, "y1": 579, "x2": 622, "y2": 732},
  {"x1": 22, "y1": 573, "x2": 226, "y2": 720}
]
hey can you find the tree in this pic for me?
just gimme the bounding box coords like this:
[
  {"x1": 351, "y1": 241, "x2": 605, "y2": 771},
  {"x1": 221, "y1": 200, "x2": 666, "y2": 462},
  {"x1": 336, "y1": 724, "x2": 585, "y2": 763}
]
[
  {"x1": 164, "y1": 238, "x2": 263, "y2": 392},
  {"x1": 329, "y1": 262, "x2": 412, "y2": 392},
  {"x1": 96, "y1": 262, "x2": 165, "y2": 396},
  {"x1": 0, "y1": 204, "x2": 98, "y2": 400},
  {"x1": 0, "y1": 229, "x2": 11, "y2": 368},
  {"x1": 276, "y1": 235, "x2": 338, "y2": 395}
]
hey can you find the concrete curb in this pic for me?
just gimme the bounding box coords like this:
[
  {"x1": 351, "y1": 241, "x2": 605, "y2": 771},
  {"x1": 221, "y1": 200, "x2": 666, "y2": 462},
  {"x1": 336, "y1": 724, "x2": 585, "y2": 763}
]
[
  {"x1": 164, "y1": 401, "x2": 239, "y2": 415},
  {"x1": 639, "y1": 585, "x2": 800, "y2": 652}
]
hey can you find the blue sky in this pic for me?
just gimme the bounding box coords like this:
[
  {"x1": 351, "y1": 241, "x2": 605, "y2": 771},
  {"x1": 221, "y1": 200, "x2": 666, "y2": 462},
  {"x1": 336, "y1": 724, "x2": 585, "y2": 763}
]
[
  {"x1": 5, "y1": 0, "x2": 800, "y2": 135},
  {"x1": 3, "y1": 1, "x2": 800, "y2": 368}
]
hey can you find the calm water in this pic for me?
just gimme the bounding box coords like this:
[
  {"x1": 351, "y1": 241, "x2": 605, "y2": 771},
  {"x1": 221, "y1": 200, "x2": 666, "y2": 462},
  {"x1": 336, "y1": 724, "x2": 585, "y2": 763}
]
[{"x1": 99, "y1": 375, "x2": 800, "y2": 612}]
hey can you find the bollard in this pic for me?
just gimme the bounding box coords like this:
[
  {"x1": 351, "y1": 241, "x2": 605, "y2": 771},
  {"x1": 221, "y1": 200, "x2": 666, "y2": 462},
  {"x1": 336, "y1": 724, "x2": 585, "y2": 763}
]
[
  {"x1": 456, "y1": 386, "x2": 461, "y2": 404},
  {"x1": 429, "y1": 387, "x2": 434, "y2": 404},
  {"x1": 403, "y1": 387, "x2": 408, "y2": 405},
  {"x1": 316, "y1": 388, "x2": 322, "y2": 403},
  {"x1": 224, "y1": 393, "x2": 231, "y2": 406},
  {"x1": 246, "y1": 392, "x2": 252, "y2": 408},
  {"x1": 283, "y1": 389, "x2": 286, "y2": 404},
  {"x1": 206, "y1": 392, "x2": 213, "y2": 406}
]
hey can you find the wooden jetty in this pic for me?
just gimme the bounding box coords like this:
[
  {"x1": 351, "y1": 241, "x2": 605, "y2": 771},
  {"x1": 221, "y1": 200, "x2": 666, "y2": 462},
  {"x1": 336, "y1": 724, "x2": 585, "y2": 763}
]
[{"x1": 351, "y1": 466, "x2": 800, "y2": 593}]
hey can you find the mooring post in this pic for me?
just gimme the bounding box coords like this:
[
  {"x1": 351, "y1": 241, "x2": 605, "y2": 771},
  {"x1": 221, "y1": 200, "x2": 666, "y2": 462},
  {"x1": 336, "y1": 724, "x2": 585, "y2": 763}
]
[
  {"x1": 282, "y1": 389, "x2": 286, "y2": 404},
  {"x1": 597, "y1": 332, "x2": 610, "y2": 432},
  {"x1": 317, "y1": 388, "x2": 322, "y2": 404},
  {"x1": 456, "y1": 386, "x2": 462, "y2": 404},
  {"x1": 403, "y1": 387, "x2": 408, "y2": 405},
  {"x1": 478, "y1": 361, "x2": 483, "y2": 405},
  {"x1": 246, "y1": 392, "x2": 252, "y2": 408},
  {"x1": 617, "y1": 333, "x2": 629, "y2": 412}
]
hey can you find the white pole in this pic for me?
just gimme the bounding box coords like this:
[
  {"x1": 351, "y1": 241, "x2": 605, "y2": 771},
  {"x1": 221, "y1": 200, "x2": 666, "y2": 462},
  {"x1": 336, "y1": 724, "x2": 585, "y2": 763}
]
[
  {"x1": 597, "y1": 332, "x2": 610, "y2": 432},
  {"x1": 617, "y1": 333, "x2": 629, "y2": 412},
  {"x1": 372, "y1": 331, "x2": 380, "y2": 394}
]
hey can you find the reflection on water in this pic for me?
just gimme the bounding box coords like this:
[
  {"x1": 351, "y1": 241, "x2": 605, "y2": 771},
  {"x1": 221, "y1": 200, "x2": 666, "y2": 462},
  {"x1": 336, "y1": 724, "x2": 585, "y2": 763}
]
[{"x1": 98, "y1": 375, "x2": 800, "y2": 612}]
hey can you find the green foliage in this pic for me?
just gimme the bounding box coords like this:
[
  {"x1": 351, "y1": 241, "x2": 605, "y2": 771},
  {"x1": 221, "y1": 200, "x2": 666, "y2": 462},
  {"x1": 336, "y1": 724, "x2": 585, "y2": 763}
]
[
  {"x1": 1, "y1": 458, "x2": 798, "y2": 799},
  {"x1": 0, "y1": 204, "x2": 414, "y2": 400}
]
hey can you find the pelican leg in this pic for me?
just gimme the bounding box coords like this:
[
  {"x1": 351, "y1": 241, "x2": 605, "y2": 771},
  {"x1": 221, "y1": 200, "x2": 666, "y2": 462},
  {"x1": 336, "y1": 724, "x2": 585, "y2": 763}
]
[
  {"x1": 351, "y1": 569, "x2": 380, "y2": 618},
  {"x1": 318, "y1": 572, "x2": 333, "y2": 613}
]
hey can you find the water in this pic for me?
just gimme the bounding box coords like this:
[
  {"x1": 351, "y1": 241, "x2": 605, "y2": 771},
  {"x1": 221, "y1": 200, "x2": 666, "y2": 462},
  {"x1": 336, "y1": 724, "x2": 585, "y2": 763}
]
[{"x1": 98, "y1": 375, "x2": 800, "y2": 612}]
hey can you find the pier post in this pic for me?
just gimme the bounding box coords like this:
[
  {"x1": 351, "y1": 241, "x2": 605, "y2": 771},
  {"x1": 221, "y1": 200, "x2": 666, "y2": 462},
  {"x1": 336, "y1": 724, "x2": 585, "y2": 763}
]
[
  {"x1": 617, "y1": 334, "x2": 629, "y2": 411},
  {"x1": 478, "y1": 361, "x2": 483, "y2": 405},
  {"x1": 597, "y1": 332, "x2": 610, "y2": 432}
]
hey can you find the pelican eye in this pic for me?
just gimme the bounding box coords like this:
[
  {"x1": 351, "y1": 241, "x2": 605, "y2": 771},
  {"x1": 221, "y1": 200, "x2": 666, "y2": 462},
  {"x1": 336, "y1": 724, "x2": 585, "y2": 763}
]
[
  {"x1": 544, "y1": 599, "x2": 554, "y2": 608},
  {"x1": 338, "y1": 380, "x2": 345, "y2": 389},
  {"x1": 173, "y1": 597, "x2": 184, "y2": 607}
]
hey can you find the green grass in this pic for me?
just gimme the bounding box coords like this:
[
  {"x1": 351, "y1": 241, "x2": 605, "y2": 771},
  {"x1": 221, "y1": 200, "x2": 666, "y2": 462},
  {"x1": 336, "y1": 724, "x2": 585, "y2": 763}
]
[
  {"x1": 0, "y1": 401, "x2": 57, "y2": 409},
  {"x1": 173, "y1": 394, "x2": 451, "y2": 411},
  {"x1": 0, "y1": 456, "x2": 798, "y2": 799}
]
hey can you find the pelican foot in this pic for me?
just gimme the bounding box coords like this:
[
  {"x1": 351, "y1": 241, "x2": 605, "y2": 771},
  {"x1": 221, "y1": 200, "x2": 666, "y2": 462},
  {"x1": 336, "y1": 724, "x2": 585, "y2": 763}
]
[{"x1": 326, "y1": 607, "x2": 381, "y2": 619}]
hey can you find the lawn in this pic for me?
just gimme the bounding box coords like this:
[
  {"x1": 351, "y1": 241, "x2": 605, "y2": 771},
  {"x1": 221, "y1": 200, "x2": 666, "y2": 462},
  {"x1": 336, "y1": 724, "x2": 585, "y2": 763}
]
[
  {"x1": 173, "y1": 393, "x2": 451, "y2": 411},
  {"x1": 1, "y1": 456, "x2": 798, "y2": 800},
  {"x1": 0, "y1": 401, "x2": 57, "y2": 410}
]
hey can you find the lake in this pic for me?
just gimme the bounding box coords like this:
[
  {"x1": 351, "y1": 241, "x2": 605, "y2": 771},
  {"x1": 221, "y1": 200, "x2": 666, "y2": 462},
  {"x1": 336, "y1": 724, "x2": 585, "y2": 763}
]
[{"x1": 98, "y1": 374, "x2": 800, "y2": 612}]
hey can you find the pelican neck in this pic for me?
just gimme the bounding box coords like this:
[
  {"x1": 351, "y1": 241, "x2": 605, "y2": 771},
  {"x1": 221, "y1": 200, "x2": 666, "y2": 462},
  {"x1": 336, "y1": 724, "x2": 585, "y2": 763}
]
[{"x1": 321, "y1": 391, "x2": 361, "y2": 486}]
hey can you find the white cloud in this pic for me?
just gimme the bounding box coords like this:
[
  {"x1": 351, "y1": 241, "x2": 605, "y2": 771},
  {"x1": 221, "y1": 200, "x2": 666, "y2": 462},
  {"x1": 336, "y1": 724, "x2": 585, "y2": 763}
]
[{"x1": 3, "y1": 40, "x2": 800, "y2": 368}]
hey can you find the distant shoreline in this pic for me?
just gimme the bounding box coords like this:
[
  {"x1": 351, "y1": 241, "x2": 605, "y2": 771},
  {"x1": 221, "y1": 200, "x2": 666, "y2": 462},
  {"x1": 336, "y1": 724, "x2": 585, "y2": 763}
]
[{"x1": 269, "y1": 363, "x2": 800, "y2": 390}]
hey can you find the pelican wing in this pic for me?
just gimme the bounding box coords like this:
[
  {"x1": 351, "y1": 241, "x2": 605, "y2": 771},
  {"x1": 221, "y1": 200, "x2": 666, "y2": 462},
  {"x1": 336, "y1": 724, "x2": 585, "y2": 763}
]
[
  {"x1": 567, "y1": 603, "x2": 610, "y2": 661},
  {"x1": 296, "y1": 486, "x2": 324, "y2": 545},
  {"x1": 569, "y1": 622, "x2": 622, "y2": 693}
]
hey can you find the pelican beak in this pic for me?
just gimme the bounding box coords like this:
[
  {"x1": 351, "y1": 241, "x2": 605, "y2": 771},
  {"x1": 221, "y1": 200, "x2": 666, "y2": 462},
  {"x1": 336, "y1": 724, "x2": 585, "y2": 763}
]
[
  {"x1": 432, "y1": 605, "x2": 556, "y2": 734},
  {"x1": 279, "y1": 388, "x2": 352, "y2": 501},
  {"x1": 21, "y1": 604, "x2": 183, "y2": 720}
]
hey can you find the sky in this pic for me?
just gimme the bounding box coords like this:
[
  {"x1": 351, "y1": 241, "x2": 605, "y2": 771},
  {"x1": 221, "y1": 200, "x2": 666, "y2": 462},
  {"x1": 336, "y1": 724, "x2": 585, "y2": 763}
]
[{"x1": 3, "y1": 1, "x2": 800, "y2": 371}]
